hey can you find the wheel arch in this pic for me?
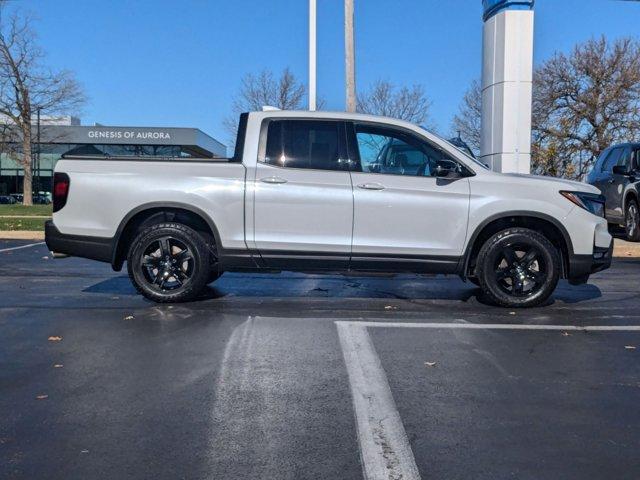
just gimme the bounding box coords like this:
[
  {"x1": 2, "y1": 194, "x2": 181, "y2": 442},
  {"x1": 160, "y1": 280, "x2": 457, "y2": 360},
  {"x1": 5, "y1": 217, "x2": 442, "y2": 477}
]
[
  {"x1": 111, "y1": 202, "x2": 221, "y2": 271},
  {"x1": 462, "y1": 212, "x2": 573, "y2": 279}
]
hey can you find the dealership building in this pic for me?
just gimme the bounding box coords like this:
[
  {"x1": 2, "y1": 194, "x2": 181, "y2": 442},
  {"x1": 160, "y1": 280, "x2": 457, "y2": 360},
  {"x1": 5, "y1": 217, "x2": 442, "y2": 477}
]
[{"x1": 0, "y1": 116, "x2": 227, "y2": 195}]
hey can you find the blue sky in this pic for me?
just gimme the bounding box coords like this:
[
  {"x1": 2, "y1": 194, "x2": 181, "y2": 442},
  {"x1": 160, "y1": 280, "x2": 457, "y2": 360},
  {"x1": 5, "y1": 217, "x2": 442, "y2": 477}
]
[{"x1": 15, "y1": 0, "x2": 640, "y2": 145}]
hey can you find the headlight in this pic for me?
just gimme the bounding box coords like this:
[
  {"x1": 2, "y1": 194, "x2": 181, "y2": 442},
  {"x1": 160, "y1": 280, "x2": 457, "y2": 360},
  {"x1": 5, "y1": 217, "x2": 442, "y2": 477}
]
[{"x1": 560, "y1": 191, "x2": 606, "y2": 217}]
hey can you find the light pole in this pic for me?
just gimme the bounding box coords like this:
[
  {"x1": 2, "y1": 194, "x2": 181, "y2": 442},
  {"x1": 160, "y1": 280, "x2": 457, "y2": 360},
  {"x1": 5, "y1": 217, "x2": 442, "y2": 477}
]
[
  {"x1": 36, "y1": 107, "x2": 41, "y2": 194},
  {"x1": 344, "y1": 0, "x2": 356, "y2": 113},
  {"x1": 309, "y1": 0, "x2": 317, "y2": 111}
]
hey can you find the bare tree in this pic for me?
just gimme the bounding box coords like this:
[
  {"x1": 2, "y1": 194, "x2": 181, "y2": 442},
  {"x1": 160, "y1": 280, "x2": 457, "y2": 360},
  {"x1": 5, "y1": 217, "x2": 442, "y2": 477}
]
[
  {"x1": 223, "y1": 68, "x2": 306, "y2": 145},
  {"x1": 357, "y1": 80, "x2": 432, "y2": 126},
  {"x1": 0, "y1": 10, "x2": 85, "y2": 205},
  {"x1": 532, "y1": 36, "x2": 640, "y2": 178},
  {"x1": 451, "y1": 79, "x2": 482, "y2": 155}
]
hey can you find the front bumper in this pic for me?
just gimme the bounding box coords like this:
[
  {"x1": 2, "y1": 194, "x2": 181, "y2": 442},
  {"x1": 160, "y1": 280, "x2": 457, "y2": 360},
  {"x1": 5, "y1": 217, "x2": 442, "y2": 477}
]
[
  {"x1": 567, "y1": 239, "x2": 613, "y2": 285},
  {"x1": 45, "y1": 220, "x2": 114, "y2": 263}
]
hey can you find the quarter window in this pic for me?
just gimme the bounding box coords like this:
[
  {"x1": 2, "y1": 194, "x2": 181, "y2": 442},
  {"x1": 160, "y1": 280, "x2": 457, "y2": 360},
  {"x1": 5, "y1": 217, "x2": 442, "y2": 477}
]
[
  {"x1": 264, "y1": 120, "x2": 345, "y2": 171},
  {"x1": 354, "y1": 124, "x2": 458, "y2": 177}
]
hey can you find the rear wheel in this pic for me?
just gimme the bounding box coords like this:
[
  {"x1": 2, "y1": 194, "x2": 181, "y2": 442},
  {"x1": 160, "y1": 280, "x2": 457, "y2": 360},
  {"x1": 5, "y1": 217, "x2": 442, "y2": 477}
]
[
  {"x1": 476, "y1": 228, "x2": 560, "y2": 308},
  {"x1": 127, "y1": 222, "x2": 210, "y2": 303},
  {"x1": 625, "y1": 199, "x2": 640, "y2": 242}
]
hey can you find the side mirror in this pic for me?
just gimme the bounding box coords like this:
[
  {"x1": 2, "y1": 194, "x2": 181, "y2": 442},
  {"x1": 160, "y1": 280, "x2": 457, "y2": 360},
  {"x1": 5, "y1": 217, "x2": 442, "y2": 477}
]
[
  {"x1": 435, "y1": 164, "x2": 461, "y2": 179},
  {"x1": 368, "y1": 163, "x2": 382, "y2": 173},
  {"x1": 612, "y1": 165, "x2": 629, "y2": 176}
]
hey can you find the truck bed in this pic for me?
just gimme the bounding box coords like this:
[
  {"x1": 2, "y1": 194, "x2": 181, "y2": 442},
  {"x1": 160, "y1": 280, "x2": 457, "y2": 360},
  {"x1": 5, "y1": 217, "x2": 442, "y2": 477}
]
[{"x1": 52, "y1": 157, "x2": 248, "y2": 252}]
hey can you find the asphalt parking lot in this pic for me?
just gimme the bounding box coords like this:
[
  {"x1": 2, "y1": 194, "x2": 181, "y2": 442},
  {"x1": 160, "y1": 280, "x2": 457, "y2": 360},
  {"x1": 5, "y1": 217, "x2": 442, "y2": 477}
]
[{"x1": 1, "y1": 239, "x2": 640, "y2": 480}]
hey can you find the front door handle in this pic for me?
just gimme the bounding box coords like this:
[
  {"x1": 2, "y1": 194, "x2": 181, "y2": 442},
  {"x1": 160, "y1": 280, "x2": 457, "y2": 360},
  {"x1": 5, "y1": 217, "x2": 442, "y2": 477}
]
[
  {"x1": 357, "y1": 182, "x2": 385, "y2": 191},
  {"x1": 260, "y1": 176, "x2": 288, "y2": 184}
]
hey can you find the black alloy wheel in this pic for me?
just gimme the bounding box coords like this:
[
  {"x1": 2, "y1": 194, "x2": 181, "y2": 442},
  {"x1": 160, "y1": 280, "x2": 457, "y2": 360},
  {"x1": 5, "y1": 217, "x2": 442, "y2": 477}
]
[
  {"x1": 476, "y1": 227, "x2": 560, "y2": 308},
  {"x1": 626, "y1": 199, "x2": 640, "y2": 242},
  {"x1": 492, "y1": 243, "x2": 546, "y2": 298},
  {"x1": 127, "y1": 222, "x2": 211, "y2": 303},
  {"x1": 140, "y1": 236, "x2": 195, "y2": 291}
]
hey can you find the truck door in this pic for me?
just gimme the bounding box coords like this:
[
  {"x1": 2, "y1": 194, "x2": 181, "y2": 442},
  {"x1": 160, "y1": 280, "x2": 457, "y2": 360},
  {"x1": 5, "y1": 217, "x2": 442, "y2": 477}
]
[
  {"x1": 252, "y1": 119, "x2": 353, "y2": 269},
  {"x1": 606, "y1": 146, "x2": 632, "y2": 222},
  {"x1": 587, "y1": 147, "x2": 611, "y2": 195},
  {"x1": 599, "y1": 147, "x2": 628, "y2": 221},
  {"x1": 347, "y1": 122, "x2": 470, "y2": 271}
]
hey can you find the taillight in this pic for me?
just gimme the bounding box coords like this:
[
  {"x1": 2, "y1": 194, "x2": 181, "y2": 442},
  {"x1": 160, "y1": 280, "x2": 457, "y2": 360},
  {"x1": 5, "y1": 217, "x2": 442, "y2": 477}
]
[{"x1": 53, "y1": 172, "x2": 70, "y2": 213}]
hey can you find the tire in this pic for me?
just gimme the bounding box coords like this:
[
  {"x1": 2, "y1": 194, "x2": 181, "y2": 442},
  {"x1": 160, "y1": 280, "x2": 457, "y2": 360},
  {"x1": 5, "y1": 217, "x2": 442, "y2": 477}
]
[
  {"x1": 476, "y1": 227, "x2": 560, "y2": 308},
  {"x1": 625, "y1": 199, "x2": 640, "y2": 242},
  {"x1": 127, "y1": 222, "x2": 211, "y2": 303}
]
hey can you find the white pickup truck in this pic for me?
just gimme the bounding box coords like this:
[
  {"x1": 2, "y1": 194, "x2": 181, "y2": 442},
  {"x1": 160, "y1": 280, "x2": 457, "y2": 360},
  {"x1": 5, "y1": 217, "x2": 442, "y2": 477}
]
[{"x1": 46, "y1": 110, "x2": 613, "y2": 307}]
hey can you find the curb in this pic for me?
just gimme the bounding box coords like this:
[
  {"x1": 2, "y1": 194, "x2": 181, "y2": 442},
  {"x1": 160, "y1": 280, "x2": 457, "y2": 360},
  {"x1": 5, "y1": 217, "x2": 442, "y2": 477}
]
[{"x1": 0, "y1": 231, "x2": 45, "y2": 240}]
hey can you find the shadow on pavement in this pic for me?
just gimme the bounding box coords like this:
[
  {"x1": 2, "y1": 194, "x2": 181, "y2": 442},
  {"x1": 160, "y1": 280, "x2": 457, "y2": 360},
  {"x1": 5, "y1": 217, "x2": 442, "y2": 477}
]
[{"x1": 81, "y1": 272, "x2": 603, "y2": 307}]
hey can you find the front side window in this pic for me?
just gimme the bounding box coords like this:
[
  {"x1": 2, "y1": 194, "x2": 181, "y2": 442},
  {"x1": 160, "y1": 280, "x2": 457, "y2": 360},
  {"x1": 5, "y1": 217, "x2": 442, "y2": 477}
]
[
  {"x1": 602, "y1": 147, "x2": 622, "y2": 173},
  {"x1": 354, "y1": 124, "x2": 458, "y2": 177},
  {"x1": 592, "y1": 148, "x2": 610, "y2": 175},
  {"x1": 618, "y1": 146, "x2": 632, "y2": 170},
  {"x1": 264, "y1": 120, "x2": 344, "y2": 171}
]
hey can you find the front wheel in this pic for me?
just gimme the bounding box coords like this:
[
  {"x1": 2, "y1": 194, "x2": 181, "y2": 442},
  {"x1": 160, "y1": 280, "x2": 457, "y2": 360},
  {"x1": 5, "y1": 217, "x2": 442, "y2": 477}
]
[
  {"x1": 475, "y1": 228, "x2": 560, "y2": 308},
  {"x1": 127, "y1": 222, "x2": 211, "y2": 303},
  {"x1": 625, "y1": 199, "x2": 640, "y2": 242}
]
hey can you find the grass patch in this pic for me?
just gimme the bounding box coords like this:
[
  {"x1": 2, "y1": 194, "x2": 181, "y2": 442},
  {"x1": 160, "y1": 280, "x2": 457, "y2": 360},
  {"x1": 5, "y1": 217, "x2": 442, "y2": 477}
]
[
  {"x1": 0, "y1": 204, "x2": 52, "y2": 216},
  {"x1": 0, "y1": 217, "x2": 47, "y2": 231}
]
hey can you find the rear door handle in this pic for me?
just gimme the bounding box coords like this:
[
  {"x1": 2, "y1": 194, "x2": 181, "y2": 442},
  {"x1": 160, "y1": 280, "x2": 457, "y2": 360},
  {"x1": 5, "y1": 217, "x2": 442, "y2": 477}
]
[
  {"x1": 260, "y1": 176, "x2": 288, "y2": 184},
  {"x1": 357, "y1": 182, "x2": 385, "y2": 191}
]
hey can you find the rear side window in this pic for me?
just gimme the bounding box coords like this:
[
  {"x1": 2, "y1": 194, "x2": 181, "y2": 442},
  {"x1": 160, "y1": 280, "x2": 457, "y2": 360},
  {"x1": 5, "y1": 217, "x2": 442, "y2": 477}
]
[{"x1": 264, "y1": 120, "x2": 345, "y2": 171}]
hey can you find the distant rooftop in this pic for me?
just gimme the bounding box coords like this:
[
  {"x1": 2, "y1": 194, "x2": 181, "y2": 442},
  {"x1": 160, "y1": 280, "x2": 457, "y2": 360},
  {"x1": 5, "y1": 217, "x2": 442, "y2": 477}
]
[{"x1": 0, "y1": 115, "x2": 226, "y2": 158}]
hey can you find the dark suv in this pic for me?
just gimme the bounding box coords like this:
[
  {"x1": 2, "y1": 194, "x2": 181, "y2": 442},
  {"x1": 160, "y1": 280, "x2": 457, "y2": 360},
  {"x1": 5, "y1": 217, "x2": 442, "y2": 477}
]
[{"x1": 587, "y1": 143, "x2": 640, "y2": 241}]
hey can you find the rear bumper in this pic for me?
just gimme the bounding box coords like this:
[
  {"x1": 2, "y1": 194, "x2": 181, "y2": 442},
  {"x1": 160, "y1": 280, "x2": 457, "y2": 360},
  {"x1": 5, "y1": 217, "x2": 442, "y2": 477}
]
[
  {"x1": 567, "y1": 240, "x2": 613, "y2": 284},
  {"x1": 45, "y1": 220, "x2": 114, "y2": 263}
]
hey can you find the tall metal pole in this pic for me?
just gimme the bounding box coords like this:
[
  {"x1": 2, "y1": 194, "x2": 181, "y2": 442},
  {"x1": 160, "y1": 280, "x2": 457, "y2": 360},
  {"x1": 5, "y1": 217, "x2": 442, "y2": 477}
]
[
  {"x1": 36, "y1": 107, "x2": 41, "y2": 194},
  {"x1": 309, "y1": 0, "x2": 317, "y2": 111},
  {"x1": 344, "y1": 0, "x2": 356, "y2": 112}
]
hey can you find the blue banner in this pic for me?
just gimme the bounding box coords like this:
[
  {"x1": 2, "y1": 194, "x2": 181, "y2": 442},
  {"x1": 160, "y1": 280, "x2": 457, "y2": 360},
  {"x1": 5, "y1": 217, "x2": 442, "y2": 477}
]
[{"x1": 483, "y1": 0, "x2": 534, "y2": 21}]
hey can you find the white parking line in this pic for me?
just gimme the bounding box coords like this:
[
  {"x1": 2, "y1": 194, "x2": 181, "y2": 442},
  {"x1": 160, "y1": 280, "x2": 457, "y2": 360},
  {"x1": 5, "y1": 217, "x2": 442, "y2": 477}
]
[
  {"x1": 336, "y1": 320, "x2": 640, "y2": 480},
  {"x1": 0, "y1": 241, "x2": 45, "y2": 253},
  {"x1": 337, "y1": 321, "x2": 421, "y2": 480},
  {"x1": 342, "y1": 321, "x2": 640, "y2": 332}
]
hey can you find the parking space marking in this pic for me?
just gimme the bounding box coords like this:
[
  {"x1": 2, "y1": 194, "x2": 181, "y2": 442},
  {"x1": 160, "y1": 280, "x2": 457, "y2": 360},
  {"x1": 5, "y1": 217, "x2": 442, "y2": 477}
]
[
  {"x1": 0, "y1": 242, "x2": 45, "y2": 253},
  {"x1": 339, "y1": 321, "x2": 640, "y2": 332},
  {"x1": 336, "y1": 320, "x2": 640, "y2": 480},
  {"x1": 337, "y1": 321, "x2": 421, "y2": 480}
]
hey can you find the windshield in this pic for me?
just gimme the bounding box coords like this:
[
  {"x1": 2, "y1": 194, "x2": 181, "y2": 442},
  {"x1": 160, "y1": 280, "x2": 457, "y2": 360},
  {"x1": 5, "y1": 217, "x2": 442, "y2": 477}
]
[{"x1": 420, "y1": 126, "x2": 490, "y2": 170}]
